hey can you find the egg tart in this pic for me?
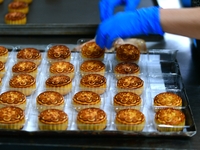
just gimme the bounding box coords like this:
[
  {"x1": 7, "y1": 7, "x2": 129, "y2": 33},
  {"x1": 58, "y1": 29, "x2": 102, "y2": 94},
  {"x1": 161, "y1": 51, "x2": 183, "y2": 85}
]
[
  {"x1": 0, "y1": 61, "x2": 5, "y2": 78},
  {"x1": 117, "y1": 76, "x2": 144, "y2": 95},
  {"x1": 0, "y1": 91, "x2": 26, "y2": 110},
  {"x1": 72, "y1": 91, "x2": 101, "y2": 111},
  {"x1": 5, "y1": 12, "x2": 26, "y2": 25},
  {"x1": 81, "y1": 41, "x2": 105, "y2": 60},
  {"x1": 113, "y1": 92, "x2": 142, "y2": 112},
  {"x1": 45, "y1": 75, "x2": 72, "y2": 95},
  {"x1": 155, "y1": 108, "x2": 186, "y2": 132},
  {"x1": 0, "y1": 106, "x2": 25, "y2": 130},
  {"x1": 77, "y1": 107, "x2": 107, "y2": 130},
  {"x1": 9, "y1": 74, "x2": 36, "y2": 96},
  {"x1": 80, "y1": 74, "x2": 106, "y2": 95},
  {"x1": 8, "y1": 1, "x2": 29, "y2": 14},
  {"x1": 38, "y1": 109, "x2": 68, "y2": 131},
  {"x1": 115, "y1": 108, "x2": 145, "y2": 131},
  {"x1": 12, "y1": 61, "x2": 37, "y2": 78},
  {"x1": 0, "y1": 46, "x2": 9, "y2": 63},
  {"x1": 47, "y1": 45, "x2": 71, "y2": 63},
  {"x1": 49, "y1": 61, "x2": 75, "y2": 79},
  {"x1": 17, "y1": 48, "x2": 41, "y2": 65},
  {"x1": 114, "y1": 62, "x2": 140, "y2": 79},
  {"x1": 36, "y1": 91, "x2": 65, "y2": 112},
  {"x1": 115, "y1": 44, "x2": 140, "y2": 63},
  {"x1": 80, "y1": 60, "x2": 105, "y2": 76}
]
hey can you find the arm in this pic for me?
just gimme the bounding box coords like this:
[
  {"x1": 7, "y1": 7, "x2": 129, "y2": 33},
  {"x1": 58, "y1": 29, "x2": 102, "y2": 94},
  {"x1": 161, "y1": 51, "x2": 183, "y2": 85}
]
[{"x1": 160, "y1": 7, "x2": 200, "y2": 39}]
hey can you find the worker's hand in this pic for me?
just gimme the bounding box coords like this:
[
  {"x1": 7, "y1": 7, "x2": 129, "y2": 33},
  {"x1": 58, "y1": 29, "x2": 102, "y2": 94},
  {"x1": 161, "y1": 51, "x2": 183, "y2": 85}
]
[
  {"x1": 99, "y1": 0, "x2": 140, "y2": 21},
  {"x1": 181, "y1": 0, "x2": 191, "y2": 7},
  {"x1": 96, "y1": 6, "x2": 164, "y2": 49}
]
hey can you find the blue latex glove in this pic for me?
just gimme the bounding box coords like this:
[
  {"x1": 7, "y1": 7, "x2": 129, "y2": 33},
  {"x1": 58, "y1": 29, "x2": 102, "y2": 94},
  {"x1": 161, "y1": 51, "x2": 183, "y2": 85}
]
[
  {"x1": 181, "y1": 0, "x2": 191, "y2": 7},
  {"x1": 99, "y1": 0, "x2": 140, "y2": 21},
  {"x1": 96, "y1": 6, "x2": 164, "y2": 49}
]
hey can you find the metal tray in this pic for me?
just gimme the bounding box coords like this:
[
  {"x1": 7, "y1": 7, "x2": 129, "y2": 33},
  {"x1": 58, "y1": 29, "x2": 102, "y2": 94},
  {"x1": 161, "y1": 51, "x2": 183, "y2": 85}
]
[{"x1": 0, "y1": 43, "x2": 197, "y2": 137}]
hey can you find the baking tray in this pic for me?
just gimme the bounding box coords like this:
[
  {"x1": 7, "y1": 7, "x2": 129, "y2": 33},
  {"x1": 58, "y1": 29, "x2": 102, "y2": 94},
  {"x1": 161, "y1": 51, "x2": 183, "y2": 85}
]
[
  {"x1": 0, "y1": 0, "x2": 163, "y2": 41},
  {"x1": 0, "y1": 42, "x2": 196, "y2": 137}
]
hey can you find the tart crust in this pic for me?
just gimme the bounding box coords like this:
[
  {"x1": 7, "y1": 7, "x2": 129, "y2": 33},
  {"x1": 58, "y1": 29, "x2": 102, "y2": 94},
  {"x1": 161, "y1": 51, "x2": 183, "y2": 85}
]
[
  {"x1": 0, "y1": 91, "x2": 26, "y2": 110},
  {"x1": 80, "y1": 74, "x2": 106, "y2": 95},
  {"x1": 38, "y1": 109, "x2": 68, "y2": 131},
  {"x1": 115, "y1": 109, "x2": 145, "y2": 131},
  {"x1": 0, "y1": 46, "x2": 9, "y2": 63},
  {"x1": 77, "y1": 107, "x2": 107, "y2": 130},
  {"x1": 5, "y1": 12, "x2": 26, "y2": 24},
  {"x1": 0, "y1": 61, "x2": 5, "y2": 78},
  {"x1": 155, "y1": 108, "x2": 185, "y2": 132},
  {"x1": 8, "y1": 1, "x2": 29, "y2": 14},
  {"x1": 117, "y1": 76, "x2": 144, "y2": 95}
]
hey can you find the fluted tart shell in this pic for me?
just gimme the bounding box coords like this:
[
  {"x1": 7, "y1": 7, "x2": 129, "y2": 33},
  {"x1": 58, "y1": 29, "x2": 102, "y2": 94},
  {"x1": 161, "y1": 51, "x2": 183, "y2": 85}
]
[
  {"x1": 8, "y1": 1, "x2": 29, "y2": 14},
  {"x1": 5, "y1": 12, "x2": 26, "y2": 24}
]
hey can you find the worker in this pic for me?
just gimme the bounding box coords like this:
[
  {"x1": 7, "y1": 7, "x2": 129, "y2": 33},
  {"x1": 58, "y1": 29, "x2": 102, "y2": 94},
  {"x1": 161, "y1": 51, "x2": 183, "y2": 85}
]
[{"x1": 95, "y1": 0, "x2": 200, "y2": 49}]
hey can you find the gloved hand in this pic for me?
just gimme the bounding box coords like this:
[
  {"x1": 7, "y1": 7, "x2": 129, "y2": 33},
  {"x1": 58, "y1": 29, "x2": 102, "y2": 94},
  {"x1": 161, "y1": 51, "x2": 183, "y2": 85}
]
[
  {"x1": 96, "y1": 6, "x2": 164, "y2": 49},
  {"x1": 99, "y1": 0, "x2": 140, "y2": 21},
  {"x1": 181, "y1": 0, "x2": 191, "y2": 7}
]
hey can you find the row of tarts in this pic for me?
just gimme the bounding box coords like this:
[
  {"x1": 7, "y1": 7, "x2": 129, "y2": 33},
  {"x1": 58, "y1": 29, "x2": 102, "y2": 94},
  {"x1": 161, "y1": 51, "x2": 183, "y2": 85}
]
[{"x1": 0, "y1": 42, "x2": 188, "y2": 132}]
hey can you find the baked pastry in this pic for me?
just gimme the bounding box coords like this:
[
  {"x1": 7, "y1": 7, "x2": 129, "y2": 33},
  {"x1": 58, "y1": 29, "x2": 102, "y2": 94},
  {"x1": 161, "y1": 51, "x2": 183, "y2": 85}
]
[
  {"x1": 0, "y1": 91, "x2": 26, "y2": 110},
  {"x1": 8, "y1": 1, "x2": 29, "y2": 14},
  {"x1": 114, "y1": 62, "x2": 140, "y2": 79},
  {"x1": 80, "y1": 74, "x2": 106, "y2": 95},
  {"x1": 0, "y1": 106, "x2": 25, "y2": 130},
  {"x1": 12, "y1": 61, "x2": 38, "y2": 78},
  {"x1": 115, "y1": 44, "x2": 140, "y2": 63},
  {"x1": 72, "y1": 91, "x2": 101, "y2": 111},
  {"x1": 36, "y1": 91, "x2": 65, "y2": 112},
  {"x1": 80, "y1": 60, "x2": 106, "y2": 76},
  {"x1": 9, "y1": 74, "x2": 36, "y2": 96},
  {"x1": 38, "y1": 109, "x2": 68, "y2": 131},
  {"x1": 155, "y1": 108, "x2": 186, "y2": 132},
  {"x1": 115, "y1": 108, "x2": 145, "y2": 131},
  {"x1": 49, "y1": 61, "x2": 75, "y2": 79},
  {"x1": 0, "y1": 61, "x2": 5, "y2": 78},
  {"x1": 13, "y1": 0, "x2": 32, "y2": 4},
  {"x1": 45, "y1": 75, "x2": 72, "y2": 95},
  {"x1": 0, "y1": 0, "x2": 3, "y2": 4},
  {"x1": 77, "y1": 107, "x2": 107, "y2": 130},
  {"x1": 17, "y1": 48, "x2": 41, "y2": 66},
  {"x1": 5, "y1": 12, "x2": 26, "y2": 25},
  {"x1": 81, "y1": 41, "x2": 105, "y2": 60},
  {"x1": 0, "y1": 46, "x2": 9, "y2": 63},
  {"x1": 47, "y1": 45, "x2": 71, "y2": 63},
  {"x1": 117, "y1": 76, "x2": 144, "y2": 95},
  {"x1": 154, "y1": 92, "x2": 182, "y2": 111},
  {"x1": 113, "y1": 92, "x2": 142, "y2": 112}
]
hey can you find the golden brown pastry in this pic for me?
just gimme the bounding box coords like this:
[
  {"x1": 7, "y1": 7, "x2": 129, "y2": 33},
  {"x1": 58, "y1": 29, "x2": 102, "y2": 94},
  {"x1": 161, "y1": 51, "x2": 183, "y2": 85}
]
[
  {"x1": 0, "y1": 0, "x2": 3, "y2": 4},
  {"x1": 0, "y1": 91, "x2": 26, "y2": 110},
  {"x1": 155, "y1": 108, "x2": 186, "y2": 132},
  {"x1": 17, "y1": 48, "x2": 41, "y2": 65},
  {"x1": 9, "y1": 74, "x2": 36, "y2": 96},
  {"x1": 45, "y1": 75, "x2": 72, "y2": 95},
  {"x1": 5, "y1": 12, "x2": 26, "y2": 25},
  {"x1": 113, "y1": 92, "x2": 142, "y2": 112},
  {"x1": 0, "y1": 106, "x2": 25, "y2": 130},
  {"x1": 77, "y1": 107, "x2": 107, "y2": 130},
  {"x1": 36, "y1": 91, "x2": 65, "y2": 112},
  {"x1": 114, "y1": 62, "x2": 140, "y2": 79},
  {"x1": 117, "y1": 76, "x2": 144, "y2": 95},
  {"x1": 115, "y1": 44, "x2": 140, "y2": 63},
  {"x1": 115, "y1": 108, "x2": 145, "y2": 131},
  {"x1": 80, "y1": 74, "x2": 107, "y2": 95},
  {"x1": 47, "y1": 45, "x2": 71, "y2": 63},
  {"x1": 81, "y1": 41, "x2": 105, "y2": 60},
  {"x1": 8, "y1": 1, "x2": 29, "y2": 14},
  {"x1": 0, "y1": 61, "x2": 5, "y2": 78},
  {"x1": 80, "y1": 60, "x2": 105, "y2": 76},
  {"x1": 13, "y1": 0, "x2": 32, "y2": 4},
  {"x1": 38, "y1": 109, "x2": 68, "y2": 131},
  {"x1": 0, "y1": 46, "x2": 9, "y2": 63},
  {"x1": 72, "y1": 91, "x2": 101, "y2": 111},
  {"x1": 154, "y1": 92, "x2": 182, "y2": 111},
  {"x1": 49, "y1": 61, "x2": 75, "y2": 79},
  {"x1": 12, "y1": 61, "x2": 38, "y2": 78}
]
